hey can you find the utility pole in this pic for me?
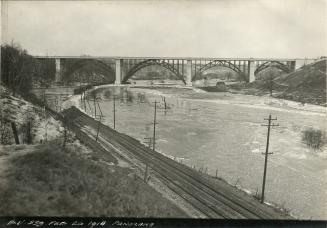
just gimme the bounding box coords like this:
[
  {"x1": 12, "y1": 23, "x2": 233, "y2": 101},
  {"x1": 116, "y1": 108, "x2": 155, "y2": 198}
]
[
  {"x1": 162, "y1": 96, "x2": 168, "y2": 115},
  {"x1": 102, "y1": 95, "x2": 117, "y2": 129},
  {"x1": 143, "y1": 137, "x2": 152, "y2": 183},
  {"x1": 93, "y1": 92, "x2": 97, "y2": 118},
  {"x1": 260, "y1": 114, "x2": 278, "y2": 203},
  {"x1": 62, "y1": 115, "x2": 68, "y2": 149},
  {"x1": 83, "y1": 91, "x2": 86, "y2": 112},
  {"x1": 144, "y1": 137, "x2": 152, "y2": 149},
  {"x1": 95, "y1": 114, "x2": 102, "y2": 142},
  {"x1": 86, "y1": 98, "x2": 93, "y2": 115},
  {"x1": 42, "y1": 106, "x2": 48, "y2": 142},
  {"x1": 95, "y1": 99, "x2": 104, "y2": 142},
  {"x1": 42, "y1": 89, "x2": 47, "y2": 106},
  {"x1": 113, "y1": 95, "x2": 116, "y2": 129},
  {"x1": 152, "y1": 100, "x2": 157, "y2": 151}
]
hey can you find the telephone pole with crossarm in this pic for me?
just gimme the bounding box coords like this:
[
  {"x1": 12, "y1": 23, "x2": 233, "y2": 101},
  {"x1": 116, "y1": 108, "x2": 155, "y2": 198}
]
[{"x1": 260, "y1": 114, "x2": 279, "y2": 203}]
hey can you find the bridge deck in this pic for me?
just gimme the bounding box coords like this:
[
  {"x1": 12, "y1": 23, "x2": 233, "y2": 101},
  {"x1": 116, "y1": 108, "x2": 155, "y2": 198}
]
[{"x1": 33, "y1": 55, "x2": 319, "y2": 61}]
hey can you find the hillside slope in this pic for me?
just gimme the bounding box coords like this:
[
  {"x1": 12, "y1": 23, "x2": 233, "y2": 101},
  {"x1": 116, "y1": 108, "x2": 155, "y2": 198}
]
[
  {"x1": 0, "y1": 141, "x2": 187, "y2": 217},
  {"x1": 0, "y1": 85, "x2": 62, "y2": 144},
  {"x1": 274, "y1": 59, "x2": 326, "y2": 105}
]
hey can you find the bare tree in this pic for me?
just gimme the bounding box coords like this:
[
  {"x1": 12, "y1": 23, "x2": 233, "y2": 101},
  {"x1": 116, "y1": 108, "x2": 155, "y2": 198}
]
[
  {"x1": 22, "y1": 117, "x2": 35, "y2": 144},
  {"x1": 0, "y1": 118, "x2": 13, "y2": 145},
  {"x1": 262, "y1": 69, "x2": 278, "y2": 96},
  {"x1": 62, "y1": 116, "x2": 69, "y2": 149},
  {"x1": 11, "y1": 122, "x2": 20, "y2": 144},
  {"x1": 61, "y1": 110, "x2": 76, "y2": 149},
  {"x1": 225, "y1": 71, "x2": 233, "y2": 81}
]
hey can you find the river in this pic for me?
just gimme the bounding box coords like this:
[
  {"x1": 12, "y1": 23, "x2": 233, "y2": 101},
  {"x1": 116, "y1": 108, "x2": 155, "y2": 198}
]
[{"x1": 74, "y1": 85, "x2": 326, "y2": 219}]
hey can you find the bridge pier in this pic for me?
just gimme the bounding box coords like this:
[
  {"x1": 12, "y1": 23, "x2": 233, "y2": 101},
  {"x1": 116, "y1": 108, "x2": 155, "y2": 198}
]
[
  {"x1": 55, "y1": 58, "x2": 62, "y2": 82},
  {"x1": 287, "y1": 61, "x2": 296, "y2": 71},
  {"x1": 186, "y1": 60, "x2": 192, "y2": 86},
  {"x1": 247, "y1": 60, "x2": 256, "y2": 83},
  {"x1": 115, "y1": 59, "x2": 122, "y2": 85},
  {"x1": 295, "y1": 60, "x2": 303, "y2": 70}
]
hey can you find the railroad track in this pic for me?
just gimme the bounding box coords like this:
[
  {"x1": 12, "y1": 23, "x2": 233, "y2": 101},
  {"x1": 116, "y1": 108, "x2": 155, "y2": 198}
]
[{"x1": 62, "y1": 107, "x2": 291, "y2": 219}]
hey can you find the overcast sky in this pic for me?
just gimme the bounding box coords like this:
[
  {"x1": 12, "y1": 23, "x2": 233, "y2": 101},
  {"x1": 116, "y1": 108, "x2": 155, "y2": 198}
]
[{"x1": 1, "y1": 0, "x2": 326, "y2": 58}]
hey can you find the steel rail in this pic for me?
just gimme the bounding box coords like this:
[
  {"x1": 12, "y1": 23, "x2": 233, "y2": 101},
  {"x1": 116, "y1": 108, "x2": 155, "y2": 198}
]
[{"x1": 72, "y1": 113, "x2": 250, "y2": 218}]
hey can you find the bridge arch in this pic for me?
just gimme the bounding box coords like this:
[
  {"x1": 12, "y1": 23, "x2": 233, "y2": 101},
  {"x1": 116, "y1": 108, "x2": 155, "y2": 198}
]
[
  {"x1": 193, "y1": 60, "x2": 246, "y2": 81},
  {"x1": 123, "y1": 59, "x2": 186, "y2": 84},
  {"x1": 63, "y1": 59, "x2": 115, "y2": 84},
  {"x1": 254, "y1": 61, "x2": 292, "y2": 76}
]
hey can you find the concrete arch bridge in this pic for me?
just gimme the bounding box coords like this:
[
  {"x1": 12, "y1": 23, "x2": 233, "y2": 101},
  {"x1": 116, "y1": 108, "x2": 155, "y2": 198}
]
[{"x1": 34, "y1": 56, "x2": 317, "y2": 86}]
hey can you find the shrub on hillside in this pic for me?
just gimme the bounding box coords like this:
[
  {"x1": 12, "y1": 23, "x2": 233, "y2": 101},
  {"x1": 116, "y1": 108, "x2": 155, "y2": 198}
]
[
  {"x1": 302, "y1": 128, "x2": 326, "y2": 150},
  {"x1": 103, "y1": 90, "x2": 112, "y2": 99}
]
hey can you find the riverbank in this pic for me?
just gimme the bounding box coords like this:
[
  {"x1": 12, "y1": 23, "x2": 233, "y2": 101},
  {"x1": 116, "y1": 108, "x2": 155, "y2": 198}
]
[
  {"x1": 80, "y1": 84, "x2": 326, "y2": 115},
  {"x1": 126, "y1": 85, "x2": 326, "y2": 116}
]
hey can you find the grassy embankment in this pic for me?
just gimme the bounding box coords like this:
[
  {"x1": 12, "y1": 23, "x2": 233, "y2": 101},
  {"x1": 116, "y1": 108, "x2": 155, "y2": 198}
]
[{"x1": 0, "y1": 140, "x2": 187, "y2": 217}]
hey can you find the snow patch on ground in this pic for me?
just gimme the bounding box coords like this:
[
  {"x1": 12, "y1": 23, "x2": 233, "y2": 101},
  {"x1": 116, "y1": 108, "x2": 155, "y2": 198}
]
[
  {"x1": 131, "y1": 88, "x2": 171, "y2": 98},
  {"x1": 251, "y1": 148, "x2": 260, "y2": 154},
  {"x1": 62, "y1": 94, "x2": 82, "y2": 110},
  {"x1": 192, "y1": 88, "x2": 207, "y2": 93},
  {"x1": 1, "y1": 93, "x2": 63, "y2": 144},
  {"x1": 317, "y1": 149, "x2": 327, "y2": 158},
  {"x1": 34, "y1": 116, "x2": 62, "y2": 143}
]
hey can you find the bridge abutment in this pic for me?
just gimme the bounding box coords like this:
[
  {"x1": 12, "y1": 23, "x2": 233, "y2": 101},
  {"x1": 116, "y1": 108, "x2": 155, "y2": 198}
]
[
  {"x1": 295, "y1": 60, "x2": 303, "y2": 70},
  {"x1": 287, "y1": 61, "x2": 296, "y2": 71}
]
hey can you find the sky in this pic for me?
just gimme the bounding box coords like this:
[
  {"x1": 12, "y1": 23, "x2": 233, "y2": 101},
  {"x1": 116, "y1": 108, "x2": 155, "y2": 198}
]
[{"x1": 1, "y1": 0, "x2": 327, "y2": 58}]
